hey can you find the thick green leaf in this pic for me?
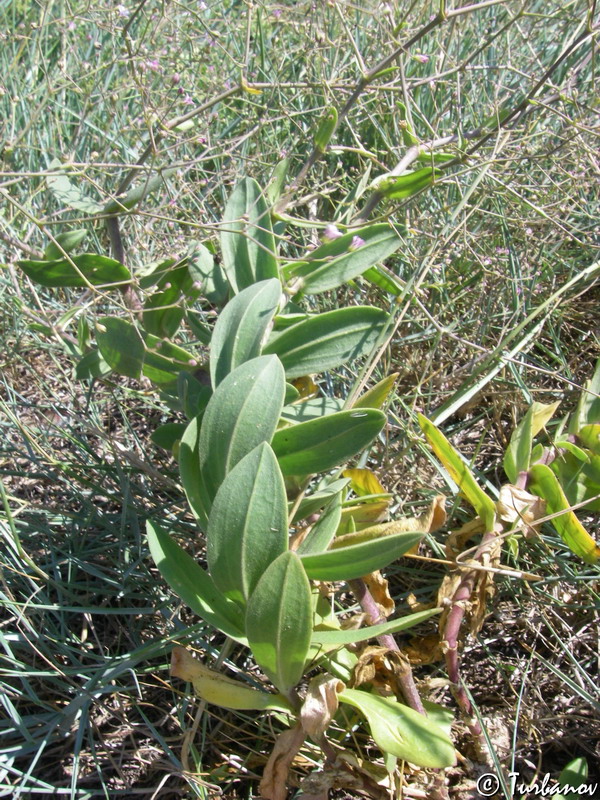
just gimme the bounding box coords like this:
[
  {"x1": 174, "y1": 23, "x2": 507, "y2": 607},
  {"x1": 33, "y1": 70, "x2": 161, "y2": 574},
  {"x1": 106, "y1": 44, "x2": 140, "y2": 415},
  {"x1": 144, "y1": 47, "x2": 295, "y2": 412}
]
[
  {"x1": 370, "y1": 166, "x2": 440, "y2": 200},
  {"x1": 578, "y1": 424, "x2": 600, "y2": 455},
  {"x1": 179, "y1": 416, "x2": 210, "y2": 528},
  {"x1": 338, "y1": 688, "x2": 456, "y2": 768},
  {"x1": 297, "y1": 492, "x2": 342, "y2": 555},
  {"x1": 210, "y1": 278, "x2": 282, "y2": 387},
  {"x1": 291, "y1": 477, "x2": 350, "y2": 523},
  {"x1": 146, "y1": 521, "x2": 246, "y2": 641},
  {"x1": 151, "y1": 422, "x2": 186, "y2": 451},
  {"x1": 418, "y1": 414, "x2": 496, "y2": 530},
  {"x1": 220, "y1": 178, "x2": 278, "y2": 293},
  {"x1": 281, "y1": 396, "x2": 344, "y2": 424},
  {"x1": 353, "y1": 373, "x2": 398, "y2": 409},
  {"x1": 264, "y1": 306, "x2": 389, "y2": 379},
  {"x1": 300, "y1": 531, "x2": 422, "y2": 581},
  {"x1": 528, "y1": 464, "x2": 600, "y2": 563},
  {"x1": 187, "y1": 241, "x2": 229, "y2": 305},
  {"x1": 143, "y1": 262, "x2": 200, "y2": 339},
  {"x1": 46, "y1": 160, "x2": 103, "y2": 213},
  {"x1": 96, "y1": 317, "x2": 196, "y2": 385},
  {"x1": 44, "y1": 229, "x2": 87, "y2": 260},
  {"x1": 570, "y1": 359, "x2": 600, "y2": 431},
  {"x1": 96, "y1": 317, "x2": 145, "y2": 378},
  {"x1": 362, "y1": 265, "x2": 404, "y2": 296},
  {"x1": 245, "y1": 551, "x2": 312, "y2": 694},
  {"x1": 272, "y1": 409, "x2": 386, "y2": 476},
  {"x1": 18, "y1": 254, "x2": 130, "y2": 288},
  {"x1": 207, "y1": 443, "x2": 288, "y2": 604},
  {"x1": 75, "y1": 349, "x2": 111, "y2": 380},
  {"x1": 199, "y1": 356, "x2": 285, "y2": 508},
  {"x1": 504, "y1": 401, "x2": 560, "y2": 483},
  {"x1": 285, "y1": 224, "x2": 401, "y2": 295},
  {"x1": 103, "y1": 167, "x2": 177, "y2": 214},
  {"x1": 312, "y1": 608, "x2": 440, "y2": 646}
]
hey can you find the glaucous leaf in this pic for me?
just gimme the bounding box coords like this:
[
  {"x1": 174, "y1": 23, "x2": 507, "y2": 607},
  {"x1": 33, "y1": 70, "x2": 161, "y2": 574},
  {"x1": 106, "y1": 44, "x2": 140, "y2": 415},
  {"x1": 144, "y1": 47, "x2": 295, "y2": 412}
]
[
  {"x1": 220, "y1": 178, "x2": 278, "y2": 293},
  {"x1": 272, "y1": 409, "x2": 386, "y2": 476},
  {"x1": 199, "y1": 356, "x2": 285, "y2": 508},
  {"x1": 210, "y1": 278, "x2": 281, "y2": 387},
  {"x1": 207, "y1": 443, "x2": 288, "y2": 604},
  {"x1": 296, "y1": 492, "x2": 342, "y2": 555},
  {"x1": 285, "y1": 224, "x2": 401, "y2": 295},
  {"x1": 147, "y1": 521, "x2": 246, "y2": 641},
  {"x1": 263, "y1": 306, "x2": 389, "y2": 379},
  {"x1": 339, "y1": 688, "x2": 456, "y2": 768},
  {"x1": 312, "y1": 608, "x2": 440, "y2": 646},
  {"x1": 246, "y1": 551, "x2": 312, "y2": 694},
  {"x1": 300, "y1": 531, "x2": 422, "y2": 581}
]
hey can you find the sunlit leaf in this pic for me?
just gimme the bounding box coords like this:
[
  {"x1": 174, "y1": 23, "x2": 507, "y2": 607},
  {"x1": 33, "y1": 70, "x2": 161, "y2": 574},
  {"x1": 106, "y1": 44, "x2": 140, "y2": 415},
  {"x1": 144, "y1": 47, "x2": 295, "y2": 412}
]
[
  {"x1": 210, "y1": 278, "x2": 281, "y2": 386},
  {"x1": 339, "y1": 688, "x2": 456, "y2": 767},
  {"x1": 171, "y1": 646, "x2": 292, "y2": 712},
  {"x1": 18, "y1": 254, "x2": 130, "y2": 288},
  {"x1": 296, "y1": 492, "x2": 342, "y2": 555},
  {"x1": 300, "y1": 531, "x2": 422, "y2": 581},
  {"x1": 207, "y1": 443, "x2": 288, "y2": 604},
  {"x1": 263, "y1": 306, "x2": 389, "y2": 379},
  {"x1": 147, "y1": 521, "x2": 246, "y2": 641},
  {"x1": 199, "y1": 356, "x2": 285, "y2": 508},
  {"x1": 285, "y1": 225, "x2": 401, "y2": 295},
  {"x1": 418, "y1": 414, "x2": 496, "y2": 530},
  {"x1": 246, "y1": 551, "x2": 312, "y2": 694},
  {"x1": 528, "y1": 464, "x2": 600, "y2": 563},
  {"x1": 221, "y1": 178, "x2": 278, "y2": 293},
  {"x1": 504, "y1": 401, "x2": 560, "y2": 483},
  {"x1": 272, "y1": 409, "x2": 386, "y2": 476}
]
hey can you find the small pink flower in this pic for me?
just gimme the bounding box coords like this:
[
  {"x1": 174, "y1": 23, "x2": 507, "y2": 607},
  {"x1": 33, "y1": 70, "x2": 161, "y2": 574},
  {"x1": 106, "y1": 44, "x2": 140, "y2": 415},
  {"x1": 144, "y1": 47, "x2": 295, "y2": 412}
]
[
  {"x1": 414, "y1": 54, "x2": 429, "y2": 64},
  {"x1": 350, "y1": 235, "x2": 365, "y2": 250},
  {"x1": 273, "y1": 8, "x2": 282, "y2": 18},
  {"x1": 323, "y1": 224, "x2": 343, "y2": 241},
  {"x1": 146, "y1": 59, "x2": 160, "y2": 72},
  {"x1": 182, "y1": 94, "x2": 194, "y2": 105},
  {"x1": 116, "y1": 4, "x2": 129, "y2": 17}
]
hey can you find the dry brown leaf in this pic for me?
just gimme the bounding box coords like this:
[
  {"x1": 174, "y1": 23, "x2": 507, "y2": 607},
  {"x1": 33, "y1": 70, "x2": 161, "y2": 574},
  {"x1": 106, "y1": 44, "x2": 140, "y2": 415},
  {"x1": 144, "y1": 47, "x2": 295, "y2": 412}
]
[
  {"x1": 444, "y1": 517, "x2": 485, "y2": 560},
  {"x1": 406, "y1": 592, "x2": 436, "y2": 613},
  {"x1": 300, "y1": 675, "x2": 345, "y2": 741},
  {"x1": 339, "y1": 500, "x2": 390, "y2": 531},
  {"x1": 340, "y1": 612, "x2": 369, "y2": 630},
  {"x1": 299, "y1": 751, "x2": 389, "y2": 800},
  {"x1": 496, "y1": 484, "x2": 546, "y2": 537},
  {"x1": 404, "y1": 633, "x2": 443, "y2": 665},
  {"x1": 363, "y1": 571, "x2": 394, "y2": 618},
  {"x1": 352, "y1": 645, "x2": 412, "y2": 696},
  {"x1": 260, "y1": 723, "x2": 306, "y2": 800}
]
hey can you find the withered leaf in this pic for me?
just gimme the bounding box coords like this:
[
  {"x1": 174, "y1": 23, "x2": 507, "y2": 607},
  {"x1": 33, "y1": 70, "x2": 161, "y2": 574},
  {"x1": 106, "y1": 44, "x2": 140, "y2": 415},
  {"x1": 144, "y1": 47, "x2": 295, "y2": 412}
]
[
  {"x1": 260, "y1": 723, "x2": 306, "y2": 800},
  {"x1": 300, "y1": 674, "x2": 345, "y2": 741}
]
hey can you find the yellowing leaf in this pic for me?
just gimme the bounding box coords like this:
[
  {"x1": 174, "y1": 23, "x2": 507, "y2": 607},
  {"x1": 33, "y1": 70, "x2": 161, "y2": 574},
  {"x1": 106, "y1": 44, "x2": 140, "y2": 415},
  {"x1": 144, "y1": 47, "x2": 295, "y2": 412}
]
[
  {"x1": 342, "y1": 468, "x2": 386, "y2": 497},
  {"x1": 171, "y1": 646, "x2": 292, "y2": 711},
  {"x1": 528, "y1": 464, "x2": 600, "y2": 563},
  {"x1": 352, "y1": 373, "x2": 398, "y2": 409}
]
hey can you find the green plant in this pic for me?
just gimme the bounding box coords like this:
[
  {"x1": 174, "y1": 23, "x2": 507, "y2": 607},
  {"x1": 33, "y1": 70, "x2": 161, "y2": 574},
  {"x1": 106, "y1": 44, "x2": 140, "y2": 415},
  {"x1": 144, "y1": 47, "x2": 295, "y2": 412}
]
[{"x1": 15, "y1": 177, "x2": 460, "y2": 794}]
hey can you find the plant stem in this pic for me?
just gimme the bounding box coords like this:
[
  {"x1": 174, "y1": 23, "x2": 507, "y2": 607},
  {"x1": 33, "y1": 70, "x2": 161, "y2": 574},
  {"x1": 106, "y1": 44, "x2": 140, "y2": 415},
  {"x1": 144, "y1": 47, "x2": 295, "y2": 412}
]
[{"x1": 348, "y1": 577, "x2": 426, "y2": 715}]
